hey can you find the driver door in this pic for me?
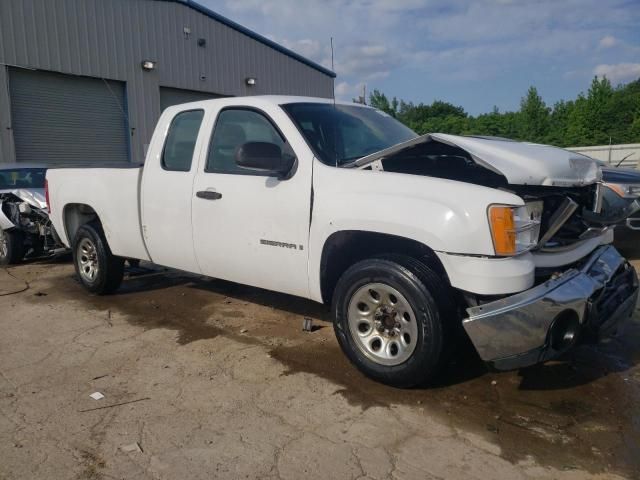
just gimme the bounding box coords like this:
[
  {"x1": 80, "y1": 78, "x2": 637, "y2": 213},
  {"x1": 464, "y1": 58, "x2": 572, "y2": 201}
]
[{"x1": 191, "y1": 107, "x2": 312, "y2": 298}]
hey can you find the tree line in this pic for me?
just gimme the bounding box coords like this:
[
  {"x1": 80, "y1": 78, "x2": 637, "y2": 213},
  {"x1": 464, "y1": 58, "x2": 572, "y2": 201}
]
[{"x1": 367, "y1": 77, "x2": 640, "y2": 147}]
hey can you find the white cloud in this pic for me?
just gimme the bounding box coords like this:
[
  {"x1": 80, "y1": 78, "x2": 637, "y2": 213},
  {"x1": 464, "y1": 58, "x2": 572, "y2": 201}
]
[
  {"x1": 273, "y1": 38, "x2": 399, "y2": 80},
  {"x1": 240, "y1": 0, "x2": 636, "y2": 83},
  {"x1": 202, "y1": 0, "x2": 640, "y2": 111},
  {"x1": 598, "y1": 35, "x2": 617, "y2": 48},
  {"x1": 336, "y1": 44, "x2": 400, "y2": 79},
  {"x1": 335, "y1": 81, "x2": 366, "y2": 100},
  {"x1": 277, "y1": 38, "x2": 331, "y2": 67},
  {"x1": 593, "y1": 63, "x2": 640, "y2": 83}
]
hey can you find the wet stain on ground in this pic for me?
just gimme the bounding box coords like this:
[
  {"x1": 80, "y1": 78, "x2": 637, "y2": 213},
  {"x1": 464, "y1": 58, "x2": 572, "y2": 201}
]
[
  {"x1": 50, "y1": 269, "x2": 246, "y2": 346},
  {"x1": 27, "y1": 262, "x2": 640, "y2": 478},
  {"x1": 270, "y1": 333, "x2": 640, "y2": 476}
]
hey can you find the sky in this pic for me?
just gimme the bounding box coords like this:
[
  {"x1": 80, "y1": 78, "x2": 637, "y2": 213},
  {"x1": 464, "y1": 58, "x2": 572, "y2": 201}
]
[{"x1": 200, "y1": 0, "x2": 640, "y2": 115}]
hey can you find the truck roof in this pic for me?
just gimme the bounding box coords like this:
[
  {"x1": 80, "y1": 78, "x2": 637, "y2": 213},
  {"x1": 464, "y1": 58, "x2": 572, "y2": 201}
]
[{"x1": 164, "y1": 95, "x2": 372, "y2": 110}]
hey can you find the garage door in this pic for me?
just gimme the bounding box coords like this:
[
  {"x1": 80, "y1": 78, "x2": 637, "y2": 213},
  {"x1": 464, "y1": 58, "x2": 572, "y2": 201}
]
[
  {"x1": 9, "y1": 68, "x2": 129, "y2": 163},
  {"x1": 160, "y1": 87, "x2": 223, "y2": 111}
]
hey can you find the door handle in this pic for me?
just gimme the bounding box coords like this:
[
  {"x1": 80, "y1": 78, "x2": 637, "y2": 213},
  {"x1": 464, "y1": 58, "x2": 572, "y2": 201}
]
[{"x1": 196, "y1": 190, "x2": 222, "y2": 200}]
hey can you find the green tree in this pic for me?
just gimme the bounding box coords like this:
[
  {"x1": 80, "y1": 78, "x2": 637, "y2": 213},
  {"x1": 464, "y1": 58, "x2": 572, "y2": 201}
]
[
  {"x1": 428, "y1": 101, "x2": 467, "y2": 118},
  {"x1": 584, "y1": 76, "x2": 615, "y2": 144},
  {"x1": 565, "y1": 93, "x2": 590, "y2": 146},
  {"x1": 470, "y1": 107, "x2": 506, "y2": 137},
  {"x1": 601, "y1": 79, "x2": 640, "y2": 144},
  {"x1": 368, "y1": 89, "x2": 398, "y2": 117},
  {"x1": 544, "y1": 100, "x2": 571, "y2": 146},
  {"x1": 518, "y1": 86, "x2": 550, "y2": 142},
  {"x1": 367, "y1": 77, "x2": 640, "y2": 146}
]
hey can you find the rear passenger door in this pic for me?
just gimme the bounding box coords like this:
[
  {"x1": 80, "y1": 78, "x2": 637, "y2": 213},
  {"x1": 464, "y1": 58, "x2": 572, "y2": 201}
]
[
  {"x1": 191, "y1": 106, "x2": 312, "y2": 298},
  {"x1": 141, "y1": 108, "x2": 206, "y2": 272}
]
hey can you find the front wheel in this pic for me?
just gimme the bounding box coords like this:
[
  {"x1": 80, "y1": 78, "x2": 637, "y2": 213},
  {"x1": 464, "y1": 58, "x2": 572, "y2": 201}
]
[
  {"x1": 332, "y1": 255, "x2": 453, "y2": 388},
  {"x1": 73, "y1": 223, "x2": 124, "y2": 294},
  {"x1": 0, "y1": 228, "x2": 25, "y2": 265}
]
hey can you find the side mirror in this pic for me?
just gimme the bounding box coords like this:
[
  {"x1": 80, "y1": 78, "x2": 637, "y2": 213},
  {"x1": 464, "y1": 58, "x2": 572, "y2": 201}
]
[{"x1": 235, "y1": 142, "x2": 296, "y2": 179}]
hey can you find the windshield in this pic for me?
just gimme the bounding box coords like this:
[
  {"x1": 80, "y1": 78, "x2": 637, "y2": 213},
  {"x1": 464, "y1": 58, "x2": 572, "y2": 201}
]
[
  {"x1": 282, "y1": 103, "x2": 417, "y2": 166},
  {"x1": 0, "y1": 168, "x2": 46, "y2": 189}
]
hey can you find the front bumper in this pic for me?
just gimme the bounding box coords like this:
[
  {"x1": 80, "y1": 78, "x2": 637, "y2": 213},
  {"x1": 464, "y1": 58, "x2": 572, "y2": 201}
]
[{"x1": 463, "y1": 245, "x2": 638, "y2": 370}]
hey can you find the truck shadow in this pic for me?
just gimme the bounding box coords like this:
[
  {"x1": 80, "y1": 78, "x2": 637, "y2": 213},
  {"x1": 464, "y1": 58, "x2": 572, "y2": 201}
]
[
  {"x1": 19, "y1": 251, "x2": 72, "y2": 265},
  {"x1": 517, "y1": 328, "x2": 640, "y2": 390},
  {"x1": 105, "y1": 264, "x2": 640, "y2": 394}
]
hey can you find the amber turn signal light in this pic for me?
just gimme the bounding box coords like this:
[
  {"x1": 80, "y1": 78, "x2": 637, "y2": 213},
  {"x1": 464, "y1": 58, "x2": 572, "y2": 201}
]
[{"x1": 489, "y1": 205, "x2": 516, "y2": 256}]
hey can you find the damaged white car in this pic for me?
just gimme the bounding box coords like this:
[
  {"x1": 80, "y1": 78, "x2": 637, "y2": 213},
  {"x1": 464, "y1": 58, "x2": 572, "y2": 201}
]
[
  {"x1": 0, "y1": 164, "x2": 64, "y2": 265},
  {"x1": 45, "y1": 97, "x2": 639, "y2": 387}
]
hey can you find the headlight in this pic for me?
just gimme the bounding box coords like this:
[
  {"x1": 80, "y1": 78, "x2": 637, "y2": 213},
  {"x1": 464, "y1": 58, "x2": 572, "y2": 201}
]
[
  {"x1": 604, "y1": 182, "x2": 640, "y2": 199},
  {"x1": 488, "y1": 202, "x2": 542, "y2": 256}
]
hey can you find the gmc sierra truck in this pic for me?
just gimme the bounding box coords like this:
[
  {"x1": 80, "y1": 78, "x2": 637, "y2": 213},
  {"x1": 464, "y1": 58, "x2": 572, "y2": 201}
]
[{"x1": 46, "y1": 96, "x2": 639, "y2": 387}]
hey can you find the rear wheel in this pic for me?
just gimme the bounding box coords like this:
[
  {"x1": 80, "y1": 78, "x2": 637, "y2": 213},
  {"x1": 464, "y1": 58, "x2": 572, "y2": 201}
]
[
  {"x1": 0, "y1": 228, "x2": 25, "y2": 265},
  {"x1": 332, "y1": 255, "x2": 454, "y2": 388},
  {"x1": 73, "y1": 223, "x2": 124, "y2": 294}
]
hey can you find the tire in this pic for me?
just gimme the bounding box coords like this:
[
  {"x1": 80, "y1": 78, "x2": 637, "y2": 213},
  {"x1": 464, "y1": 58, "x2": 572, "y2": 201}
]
[
  {"x1": 72, "y1": 222, "x2": 124, "y2": 294},
  {"x1": 332, "y1": 254, "x2": 455, "y2": 388},
  {"x1": 0, "y1": 228, "x2": 25, "y2": 265}
]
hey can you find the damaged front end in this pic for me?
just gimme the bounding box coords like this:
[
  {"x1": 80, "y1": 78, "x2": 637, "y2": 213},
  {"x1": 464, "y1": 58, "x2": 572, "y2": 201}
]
[
  {"x1": 357, "y1": 133, "x2": 634, "y2": 254},
  {"x1": 355, "y1": 134, "x2": 639, "y2": 370},
  {"x1": 354, "y1": 134, "x2": 640, "y2": 253},
  {"x1": 464, "y1": 245, "x2": 638, "y2": 370}
]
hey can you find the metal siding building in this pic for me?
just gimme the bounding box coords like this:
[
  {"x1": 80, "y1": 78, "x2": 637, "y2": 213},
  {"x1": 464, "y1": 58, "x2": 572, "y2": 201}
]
[{"x1": 0, "y1": 0, "x2": 335, "y2": 164}]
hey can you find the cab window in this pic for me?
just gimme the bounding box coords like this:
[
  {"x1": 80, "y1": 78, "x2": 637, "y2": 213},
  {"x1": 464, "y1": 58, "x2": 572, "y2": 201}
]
[
  {"x1": 162, "y1": 110, "x2": 204, "y2": 172},
  {"x1": 206, "y1": 109, "x2": 285, "y2": 174}
]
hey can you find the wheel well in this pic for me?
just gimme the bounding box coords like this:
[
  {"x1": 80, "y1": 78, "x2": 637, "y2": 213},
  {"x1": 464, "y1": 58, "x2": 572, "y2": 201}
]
[
  {"x1": 63, "y1": 204, "x2": 101, "y2": 245},
  {"x1": 319, "y1": 231, "x2": 447, "y2": 305}
]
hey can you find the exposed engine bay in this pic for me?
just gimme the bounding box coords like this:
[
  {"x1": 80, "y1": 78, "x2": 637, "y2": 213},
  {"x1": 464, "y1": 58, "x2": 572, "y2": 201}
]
[{"x1": 370, "y1": 138, "x2": 640, "y2": 254}]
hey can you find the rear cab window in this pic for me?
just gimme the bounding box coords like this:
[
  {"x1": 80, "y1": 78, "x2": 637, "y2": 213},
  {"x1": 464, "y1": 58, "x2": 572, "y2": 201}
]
[{"x1": 162, "y1": 110, "x2": 205, "y2": 172}]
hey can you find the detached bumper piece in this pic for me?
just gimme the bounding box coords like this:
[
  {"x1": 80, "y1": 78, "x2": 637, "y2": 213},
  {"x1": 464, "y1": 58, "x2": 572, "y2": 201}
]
[{"x1": 463, "y1": 245, "x2": 638, "y2": 371}]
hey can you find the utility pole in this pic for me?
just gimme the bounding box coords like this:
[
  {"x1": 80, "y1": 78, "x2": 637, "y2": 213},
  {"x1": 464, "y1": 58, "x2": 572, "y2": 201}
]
[{"x1": 355, "y1": 84, "x2": 367, "y2": 105}]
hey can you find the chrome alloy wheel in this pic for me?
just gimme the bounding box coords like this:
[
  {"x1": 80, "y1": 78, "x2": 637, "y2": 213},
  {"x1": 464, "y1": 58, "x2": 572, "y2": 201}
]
[
  {"x1": 347, "y1": 282, "x2": 419, "y2": 366},
  {"x1": 0, "y1": 229, "x2": 7, "y2": 260},
  {"x1": 77, "y1": 238, "x2": 99, "y2": 282}
]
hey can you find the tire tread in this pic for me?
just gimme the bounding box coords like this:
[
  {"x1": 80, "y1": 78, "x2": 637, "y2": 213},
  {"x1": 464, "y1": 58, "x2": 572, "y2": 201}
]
[
  {"x1": 73, "y1": 222, "x2": 124, "y2": 295},
  {"x1": 332, "y1": 254, "x2": 455, "y2": 388},
  {"x1": 0, "y1": 229, "x2": 25, "y2": 265}
]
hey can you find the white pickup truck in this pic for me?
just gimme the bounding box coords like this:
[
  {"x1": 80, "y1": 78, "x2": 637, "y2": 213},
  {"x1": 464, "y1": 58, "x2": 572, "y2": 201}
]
[{"x1": 46, "y1": 96, "x2": 638, "y2": 387}]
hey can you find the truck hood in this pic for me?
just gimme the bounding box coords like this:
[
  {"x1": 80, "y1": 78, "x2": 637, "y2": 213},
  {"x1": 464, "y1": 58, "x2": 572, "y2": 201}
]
[
  {"x1": 353, "y1": 133, "x2": 601, "y2": 187},
  {"x1": 0, "y1": 188, "x2": 47, "y2": 209}
]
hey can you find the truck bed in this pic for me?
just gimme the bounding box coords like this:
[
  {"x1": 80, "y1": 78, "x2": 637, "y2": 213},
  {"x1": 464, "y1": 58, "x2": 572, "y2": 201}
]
[{"x1": 46, "y1": 166, "x2": 150, "y2": 261}]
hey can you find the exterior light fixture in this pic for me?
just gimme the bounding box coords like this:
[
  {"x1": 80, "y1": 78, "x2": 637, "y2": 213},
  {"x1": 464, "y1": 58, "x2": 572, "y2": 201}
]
[
  {"x1": 141, "y1": 60, "x2": 156, "y2": 71},
  {"x1": 245, "y1": 77, "x2": 256, "y2": 86}
]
